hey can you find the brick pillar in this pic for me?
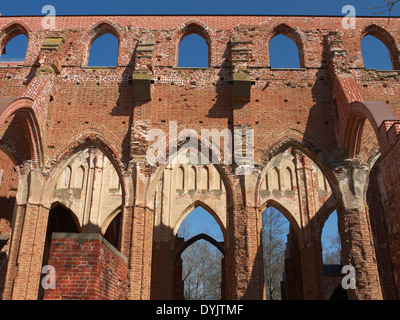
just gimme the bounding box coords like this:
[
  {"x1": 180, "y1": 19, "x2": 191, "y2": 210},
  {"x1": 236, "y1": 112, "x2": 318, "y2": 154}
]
[
  {"x1": 293, "y1": 150, "x2": 324, "y2": 300},
  {"x1": 377, "y1": 121, "x2": 400, "y2": 296},
  {"x1": 4, "y1": 203, "x2": 50, "y2": 300},
  {"x1": 228, "y1": 184, "x2": 263, "y2": 300},
  {"x1": 335, "y1": 160, "x2": 382, "y2": 300},
  {"x1": 173, "y1": 256, "x2": 183, "y2": 300},
  {"x1": 127, "y1": 204, "x2": 154, "y2": 300}
]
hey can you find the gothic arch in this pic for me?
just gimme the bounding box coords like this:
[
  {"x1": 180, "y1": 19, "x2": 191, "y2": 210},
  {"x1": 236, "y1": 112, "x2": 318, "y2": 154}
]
[
  {"x1": 173, "y1": 20, "x2": 213, "y2": 67},
  {"x1": 360, "y1": 24, "x2": 400, "y2": 70},
  {"x1": 343, "y1": 101, "x2": 398, "y2": 159},
  {"x1": 267, "y1": 23, "x2": 305, "y2": 68},
  {"x1": 259, "y1": 198, "x2": 303, "y2": 247},
  {"x1": 257, "y1": 138, "x2": 337, "y2": 202},
  {"x1": 175, "y1": 233, "x2": 224, "y2": 258},
  {"x1": 101, "y1": 205, "x2": 123, "y2": 235},
  {"x1": 83, "y1": 20, "x2": 122, "y2": 66},
  {"x1": 145, "y1": 133, "x2": 234, "y2": 211},
  {"x1": 49, "y1": 201, "x2": 81, "y2": 233},
  {"x1": 0, "y1": 22, "x2": 30, "y2": 55},
  {"x1": 42, "y1": 133, "x2": 127, "y2": 211},
  {"x1": 0, "y1": 98, "x2": 43, "y2": 165},
  {"x1": 173, "y1": 200, "x2": 226, "y2": 241}
]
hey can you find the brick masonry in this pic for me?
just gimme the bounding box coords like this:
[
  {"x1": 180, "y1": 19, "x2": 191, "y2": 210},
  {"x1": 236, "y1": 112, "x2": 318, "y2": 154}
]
[
  {"x1": 42, "y1": 233, "x2": 128, "y2": 300},
  {"x1": 0, "y1": 14, "x2": 399, "y2": 300}
]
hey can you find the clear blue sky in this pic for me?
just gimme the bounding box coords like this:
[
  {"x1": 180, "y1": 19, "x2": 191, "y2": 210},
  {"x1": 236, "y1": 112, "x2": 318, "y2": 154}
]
[{"x1": 0, "y1": 0, "x2": 398, "y2": 16}]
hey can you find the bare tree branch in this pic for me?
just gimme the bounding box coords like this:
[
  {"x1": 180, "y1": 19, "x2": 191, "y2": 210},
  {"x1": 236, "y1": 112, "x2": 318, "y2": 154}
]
[{"x1": 368, "y1": 0, "x2": 400, "y2": 15}]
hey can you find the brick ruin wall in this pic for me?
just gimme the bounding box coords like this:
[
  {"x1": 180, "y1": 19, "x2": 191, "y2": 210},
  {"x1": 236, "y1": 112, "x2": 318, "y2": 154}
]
[{"x1": 0, "y1": 15, "x2": 399, "y2": 300}]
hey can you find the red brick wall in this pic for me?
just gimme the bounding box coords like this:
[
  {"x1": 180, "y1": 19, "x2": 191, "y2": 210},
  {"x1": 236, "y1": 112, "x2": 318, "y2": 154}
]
[
  {"x1": 1, "y1": 14, "x2": 400, "y2": 300},
  {"x1": 43, "y1": 233, "x2": 128, "y2": 300}
]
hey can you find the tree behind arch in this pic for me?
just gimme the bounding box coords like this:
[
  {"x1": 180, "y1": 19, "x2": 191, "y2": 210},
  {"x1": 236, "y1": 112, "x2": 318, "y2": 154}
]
[{"x1": 262, "y1": 206, "x2": 290, "y2": 300}]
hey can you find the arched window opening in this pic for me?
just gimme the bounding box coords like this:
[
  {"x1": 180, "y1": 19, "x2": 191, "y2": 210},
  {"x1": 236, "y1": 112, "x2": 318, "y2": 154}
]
[
  {"x1": 321, "y1": 210, "x2": 341, "y2": 265},
  {"x1": 88, "y1": 33, "x2": 119, "y2": 67},
  {"x1": 361, "y1": 35, "x2": 393, "y2": 70},
  {"x1": 261, "y1": 206, "x2": 290, "y2": 300},
  {"x1": 104, "y1": 211, "x2": 122, "y2": 250},
  {"x1": 0, "y1": 34, "x2": 28, "y2": 63},
  {"x1": 178, "y1": 33, "x2": 209, "y2": 68},
  {"x1": 269, "y1": 34, "x2": 301, "y2": 68},
  {"x1": 177, "y1": 206, "x2": 224, "y2": 300}
]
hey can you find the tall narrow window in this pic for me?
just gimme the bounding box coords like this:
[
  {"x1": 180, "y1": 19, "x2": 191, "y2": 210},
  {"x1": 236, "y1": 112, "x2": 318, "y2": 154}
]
[
  {"x1": 361, "y1": 35, "x2": 393, "y2": 70},
  {"x1": 88, "y1": 33, "x2": 118, "y2": 67},
  {"x1": 178, "y1": 33, "x2": 209, "y2": 68},
  {"x1": 269, "y1": 34, "x2": 300, "y2": 68},
  {"x1": 0, "y1": 34, "x2": 28, "y2": 62}
]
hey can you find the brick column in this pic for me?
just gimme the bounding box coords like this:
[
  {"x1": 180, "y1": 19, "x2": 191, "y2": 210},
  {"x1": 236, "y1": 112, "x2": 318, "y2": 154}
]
[
  {"x1": 335, "y1": 160, "x2": 382, "y2": 300},
  {"x1": 127, "y1": 204, "x2": 154, "y2": 300},
  {"x1": 293, "y1": 150, "x2": 324, "y2": 300},
  {"x1": 228, "y1": 177, "x2": 263, "y2": 300},
  {"x1": 4, "y1": 203, "x2": 50, "y2": 300}
]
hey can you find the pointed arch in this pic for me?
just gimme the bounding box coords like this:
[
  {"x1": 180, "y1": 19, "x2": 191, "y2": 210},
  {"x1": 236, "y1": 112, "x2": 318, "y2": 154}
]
[
  {"x1": 173, "y1": 200, "x2": 226, "y2": 242},
  {"x1": 360, "y1": 24, "x2": 400, "y2": 70},
  {"x1": 176, "y1": 233, "x2": 224, "y2": 258},
  {"x1": 284, "y1": 166, "x2": 294, "y2": 191},
  {"x1": 49, "y1": 201, "x2": 81, "y2": 233},
  {"x1": 0, "y1": 22, "x2": 30, "y2": 62},
  {"x1": 75, "y1": 165, "x2": 85, "y2": 189},
  {"x1": 270, "y1": 166, "x2": 281, "y2": 190},
  {"x1": 188, "y1": 166, "x2": 197, "y2": 190},
  {"x1": 343, "y1": 101, "x2": 398, "y2": 160},
  {"x1": 173, "y1": 20, "x2": 213, "y2": 67},
  {"x1": 83, "y1": 21, "x2": 122, "y2": 66},
  {"x1": 145, "y1": 133, "x2": 234, "y2": 211},
  {"x1": 259, "y1": 199, "x2": 303, "y2": 248},
  {"x1": 0, "y1": 97, "x2": 43, "y2": 165},
  {"x1": 258, "y1": 137, "x2": 337, "y2": 197},
  {"x1": 268, "y1": 23, "x2": 305, "y2": 68},
  {"x1": 42, "y1": 132, "x2": 126, "y2": 210}
]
